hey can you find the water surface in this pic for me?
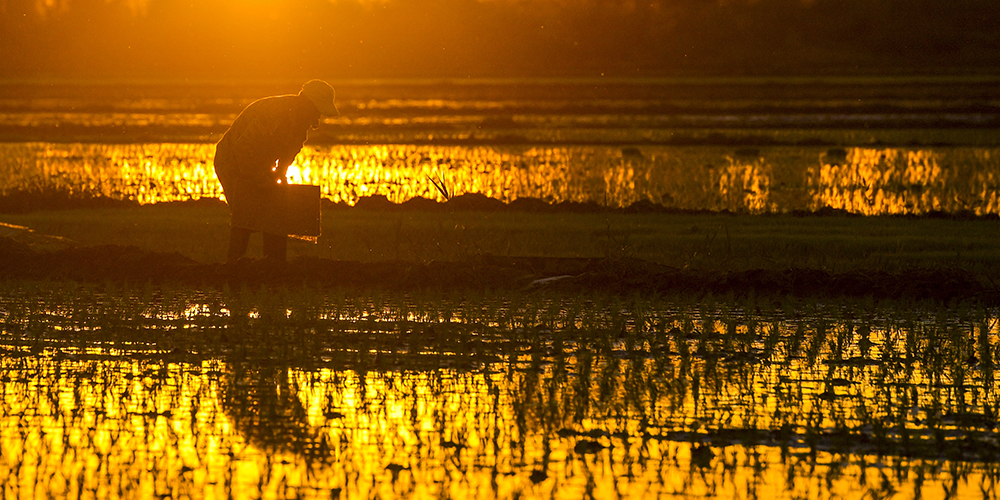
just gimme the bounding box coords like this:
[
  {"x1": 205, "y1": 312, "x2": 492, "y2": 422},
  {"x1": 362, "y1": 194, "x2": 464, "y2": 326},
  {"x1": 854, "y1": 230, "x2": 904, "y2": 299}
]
[
  {"x1": 3, "y1": 286, "x2": 1000, "y2": 498},
  {"x1": 3, "y1": 79, "x2": 999, "y2": 215},
  {"x1": 4, "y1": 142, "x2": 1000, "y2": 215}
]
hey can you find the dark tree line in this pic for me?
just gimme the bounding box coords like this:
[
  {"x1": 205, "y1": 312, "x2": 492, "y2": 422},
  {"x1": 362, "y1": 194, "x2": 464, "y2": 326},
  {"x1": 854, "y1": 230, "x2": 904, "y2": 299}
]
[{"x1": 1, "y1": 0, "x2": 998, "y2": 79}]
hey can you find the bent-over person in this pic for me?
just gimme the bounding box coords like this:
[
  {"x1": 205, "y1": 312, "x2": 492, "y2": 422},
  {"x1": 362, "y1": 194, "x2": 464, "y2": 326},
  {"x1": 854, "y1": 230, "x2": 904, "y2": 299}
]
[{"x1": 214, "y1": 80, "x2": 338, "y2": 262}]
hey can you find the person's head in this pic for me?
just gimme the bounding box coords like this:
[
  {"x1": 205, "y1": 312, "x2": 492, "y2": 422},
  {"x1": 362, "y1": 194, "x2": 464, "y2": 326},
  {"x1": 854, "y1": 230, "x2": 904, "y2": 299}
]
[{"x1": 299, "y1": 80, "x2": 339, "y2": 117}]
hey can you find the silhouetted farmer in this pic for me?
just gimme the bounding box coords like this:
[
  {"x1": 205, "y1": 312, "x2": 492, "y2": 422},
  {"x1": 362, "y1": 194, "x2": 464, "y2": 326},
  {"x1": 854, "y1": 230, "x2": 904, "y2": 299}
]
[{"x1": 214, "y1": 80, "x2": 339, "y2": 263}]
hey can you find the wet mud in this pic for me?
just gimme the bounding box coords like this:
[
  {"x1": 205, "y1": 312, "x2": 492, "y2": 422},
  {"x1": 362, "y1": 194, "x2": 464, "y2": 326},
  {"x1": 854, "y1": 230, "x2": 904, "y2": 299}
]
[{"x1": 0, "y1": 236, "x2": 989, "y2": 303}]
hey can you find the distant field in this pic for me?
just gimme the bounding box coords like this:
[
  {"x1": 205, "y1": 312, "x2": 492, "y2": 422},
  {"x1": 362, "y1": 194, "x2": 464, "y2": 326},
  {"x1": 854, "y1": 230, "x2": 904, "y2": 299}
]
[{"x1": 2, "y1": 77, "x2": 999, "y2": 145}]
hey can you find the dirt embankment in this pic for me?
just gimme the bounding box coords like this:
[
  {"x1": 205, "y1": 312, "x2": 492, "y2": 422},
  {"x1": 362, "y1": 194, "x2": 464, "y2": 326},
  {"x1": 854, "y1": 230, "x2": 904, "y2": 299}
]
[
  {"x1": 0, "y1": 236, "x2": 991, "y2": 303},
  {"x1": 3, "y1": 191, "x2": 998, "y2": 221}
]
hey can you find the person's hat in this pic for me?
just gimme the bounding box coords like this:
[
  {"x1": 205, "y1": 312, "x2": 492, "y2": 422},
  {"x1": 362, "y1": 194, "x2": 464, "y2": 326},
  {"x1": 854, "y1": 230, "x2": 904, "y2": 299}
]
[{"x1": 299, "y1": 80, "x2": 339, "y2": 116}]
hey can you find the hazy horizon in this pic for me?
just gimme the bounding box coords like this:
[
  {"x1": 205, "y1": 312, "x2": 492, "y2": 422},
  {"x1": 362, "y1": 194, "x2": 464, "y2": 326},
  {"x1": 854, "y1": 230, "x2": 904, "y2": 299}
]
[{"x1": 2, "y1": 0, "x2": 999, "y2": 81}]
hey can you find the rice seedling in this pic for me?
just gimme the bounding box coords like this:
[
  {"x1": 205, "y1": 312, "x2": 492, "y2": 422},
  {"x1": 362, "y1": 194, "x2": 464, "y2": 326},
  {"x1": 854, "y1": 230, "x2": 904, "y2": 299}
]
[{"x1": 2, "y1": 281, "x2": 1000, "y2": 498}]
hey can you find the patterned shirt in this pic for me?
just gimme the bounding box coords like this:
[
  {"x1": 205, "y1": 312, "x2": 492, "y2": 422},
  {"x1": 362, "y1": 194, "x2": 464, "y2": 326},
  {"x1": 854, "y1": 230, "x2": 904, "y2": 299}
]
[{"x1": 214, "y1": 94, "x2": 310, "y2": 187}]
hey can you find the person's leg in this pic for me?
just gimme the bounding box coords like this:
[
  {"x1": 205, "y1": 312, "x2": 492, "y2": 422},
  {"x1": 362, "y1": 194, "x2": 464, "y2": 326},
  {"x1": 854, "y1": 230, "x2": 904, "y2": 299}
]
[
  {"x1": 262, "y1": 233, "x2": 288, "y2": 262},
  {"x1": 227, "y1": 227, "x2": 253, "y2": 263}
]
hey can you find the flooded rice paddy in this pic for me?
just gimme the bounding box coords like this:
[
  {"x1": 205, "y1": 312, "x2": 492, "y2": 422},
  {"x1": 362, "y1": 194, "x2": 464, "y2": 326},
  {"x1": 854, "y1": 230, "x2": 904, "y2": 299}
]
[
  {"x1": 3, "y1": 284, "x2": 1000, "y2": 499},
  {"x1": 3, "y1": 142, "x2": 1000, "y2": 215},
  {"x1": 2, "y1": 78, "x2": 1000, "y2": 215},
  {"x1": 3, "y1": 79, "x2": 1000, "y2": 499}
]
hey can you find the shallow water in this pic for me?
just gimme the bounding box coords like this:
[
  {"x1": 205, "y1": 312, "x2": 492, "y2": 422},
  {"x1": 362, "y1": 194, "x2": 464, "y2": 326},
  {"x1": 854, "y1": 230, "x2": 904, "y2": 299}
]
[
  {"x1": 3, "y1": 142, "x2": 1000, "y2": 214},
  {"x1": 3, "y1": 285, "x2": 1000, "y2": 498},
  {"x1": 3, "y1": 79, "x2": 999, "y2": 215}
]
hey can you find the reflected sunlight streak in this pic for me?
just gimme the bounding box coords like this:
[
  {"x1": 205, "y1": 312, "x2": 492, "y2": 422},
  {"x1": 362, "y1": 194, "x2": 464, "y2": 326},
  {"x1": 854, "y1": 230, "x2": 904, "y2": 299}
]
[
  {"x1": 4, "y1": 288, "x2": 1000, "y2": 498},
  {"x1": 1, "y1": 143, "x2": 999, "y2": 214}
]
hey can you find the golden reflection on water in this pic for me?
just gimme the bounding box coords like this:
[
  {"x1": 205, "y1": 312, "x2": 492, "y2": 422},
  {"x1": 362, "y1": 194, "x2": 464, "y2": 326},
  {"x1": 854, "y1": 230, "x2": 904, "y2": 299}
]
[
  {"x1": 1, "y1": 143, "x2": 222, "y2": 205},
  {"x1": 810, "y1": 148, "x2": 1000, "y2": 215},
  {"x1": 0, "y1": 112, "x2": 227, "y2": 128},
  {"x1": 4, "y1": 287, "x2": 1000, "y2": 498},
  {"x1": 2, "y1": 143, "x2": 1000, "y2": 213},
  {"x1": 4, "y1": 355, "x2": 974, "y2": 500}
]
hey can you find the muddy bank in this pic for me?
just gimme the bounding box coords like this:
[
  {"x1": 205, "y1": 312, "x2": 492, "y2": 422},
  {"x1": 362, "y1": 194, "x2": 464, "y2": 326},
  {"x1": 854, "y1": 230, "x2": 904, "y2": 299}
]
[
  {"x1": 0, "y1": 237, "x2": 990, "y2": 303},
  {"x1": 3, "y1": 191, "x2": 999, "y2": 220}
]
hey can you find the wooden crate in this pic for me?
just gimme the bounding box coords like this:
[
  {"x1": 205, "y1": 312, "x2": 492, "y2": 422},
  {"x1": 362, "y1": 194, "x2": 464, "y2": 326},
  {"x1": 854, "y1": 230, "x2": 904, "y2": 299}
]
[{"x1": 230, "y1": 184, "x2": 321, "y2": 237}]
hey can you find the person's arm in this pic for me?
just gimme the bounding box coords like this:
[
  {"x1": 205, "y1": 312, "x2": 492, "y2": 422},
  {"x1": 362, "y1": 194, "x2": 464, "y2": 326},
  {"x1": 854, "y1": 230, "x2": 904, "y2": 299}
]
[
  {"x1": 276, "y1": 150, "x2": 297, "y2": 179},
  {"x1": 274, "y1": 127, "x2": 309, "y2": 181}
]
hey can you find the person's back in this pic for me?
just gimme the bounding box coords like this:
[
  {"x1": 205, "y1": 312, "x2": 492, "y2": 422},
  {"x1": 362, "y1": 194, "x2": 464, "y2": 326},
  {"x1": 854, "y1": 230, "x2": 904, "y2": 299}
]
[{"x1": 215, "y1": 95, "x2": 311, "y2": 190}]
